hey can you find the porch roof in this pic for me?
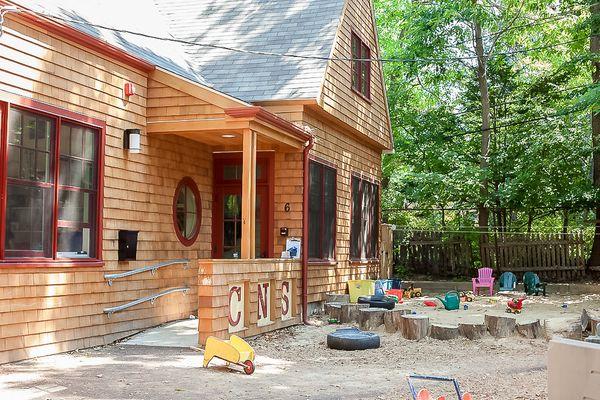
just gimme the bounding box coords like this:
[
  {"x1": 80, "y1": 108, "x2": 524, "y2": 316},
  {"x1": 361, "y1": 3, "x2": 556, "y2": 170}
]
[{"x1": 147, "y1": 106, "x2": 310, "y2": 150}]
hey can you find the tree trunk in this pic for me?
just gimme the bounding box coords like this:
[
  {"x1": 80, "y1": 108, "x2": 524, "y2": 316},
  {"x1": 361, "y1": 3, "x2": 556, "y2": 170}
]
[
  {"x1": 400, "y1": 314, "x2": 430, "y2": 340},
  {"x1": 474, "y1": 14, "x2": 492, "y2": 266},
  {"x1": 516, "y1": 320, "x2": 544, "y2": 339},
  {"x1": 485, "y1": 314, "x2": 516, "y2": 338},
  {"x1": 587, "y1": 1, "x2": 600, "y2": 271},
  {"x1": 384, "y1": 309, "x2": 410, "y2": 333},
  {"x1": 340, "y1": 303, "x2": 369, "y2": 323},
  {"x1": 458, "y1": 322, "x2": 487, "y2": 340},
  {"x1": 359, "y1": 308, "x2": 386, "y2": 331},
  {"x1": 430, "y1": 324, "x2": 460, "y2": 340}
]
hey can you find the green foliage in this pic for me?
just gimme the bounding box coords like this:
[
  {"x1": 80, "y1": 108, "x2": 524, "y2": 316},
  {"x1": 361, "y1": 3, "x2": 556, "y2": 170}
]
[{"x1": 376, "y1": 0, "x2": 599, "y2": 231}]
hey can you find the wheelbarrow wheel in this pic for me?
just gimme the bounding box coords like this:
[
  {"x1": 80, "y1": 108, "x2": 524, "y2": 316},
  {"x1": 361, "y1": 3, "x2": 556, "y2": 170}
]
[{"x1": 243, "y1": 360, "x2": 255, "y2": 375}]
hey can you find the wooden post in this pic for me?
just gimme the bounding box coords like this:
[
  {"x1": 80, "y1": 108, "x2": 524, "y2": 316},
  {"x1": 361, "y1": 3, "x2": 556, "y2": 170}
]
[{"x1": 241, "y1": 129, "x2": 257, "y2": 259}]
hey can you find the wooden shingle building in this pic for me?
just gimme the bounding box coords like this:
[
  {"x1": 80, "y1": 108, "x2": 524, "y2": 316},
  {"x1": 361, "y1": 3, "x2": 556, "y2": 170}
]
[{"x1": 0, "y1": 0, "x2": 393, "y2": 363}]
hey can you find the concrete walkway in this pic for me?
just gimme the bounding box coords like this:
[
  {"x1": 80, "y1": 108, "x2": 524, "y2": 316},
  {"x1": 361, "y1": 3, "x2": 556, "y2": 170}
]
[{"x1": 123, "y1": 319, "x2": 199, "y2": 348}]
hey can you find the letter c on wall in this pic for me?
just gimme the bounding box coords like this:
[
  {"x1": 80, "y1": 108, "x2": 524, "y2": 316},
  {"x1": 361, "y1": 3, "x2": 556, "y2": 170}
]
[{"x1": 228, "y1": 286, "x2": 242, "y2": 326}]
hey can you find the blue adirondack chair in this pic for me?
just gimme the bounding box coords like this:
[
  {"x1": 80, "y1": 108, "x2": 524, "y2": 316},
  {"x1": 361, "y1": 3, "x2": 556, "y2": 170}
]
[{"x1": 498, "y1": 272, "x2": 517, "y2": 291}]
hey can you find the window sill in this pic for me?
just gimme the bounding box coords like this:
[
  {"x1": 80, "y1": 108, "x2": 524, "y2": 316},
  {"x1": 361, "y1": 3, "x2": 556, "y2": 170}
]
[
  {"x1": 349, "y1": 258, "x2": 380, "y2": 266},
  {"x1": 308, "y1": 259, "x2": 338, "y2": 266},
  {"x1": 0, "y1": 259, "x2": 104, "y2": 268},
  {"x1": 351, "y1": 87, "x2": 372, "y2": 104}
]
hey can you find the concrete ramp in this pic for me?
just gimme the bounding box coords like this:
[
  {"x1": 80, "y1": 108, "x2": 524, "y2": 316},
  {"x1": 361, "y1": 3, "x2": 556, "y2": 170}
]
[{"x1": 123, "y1": 319, "x2": 199, "y2": 348}]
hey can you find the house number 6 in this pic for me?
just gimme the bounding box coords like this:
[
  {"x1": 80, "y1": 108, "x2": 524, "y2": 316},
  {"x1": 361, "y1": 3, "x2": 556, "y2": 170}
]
[{"x1": 284, "y1": 203, "x2": 291, "y2": 212}]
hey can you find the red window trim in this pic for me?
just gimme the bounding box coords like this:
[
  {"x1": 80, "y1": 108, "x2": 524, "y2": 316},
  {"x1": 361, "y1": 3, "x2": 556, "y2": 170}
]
[
  {"x1": 172, "y1": 176, "x2": 202, "y2": 247},
  {"x1": 349, "y1": 173, "x2": 380, "y2": 261},
  {"x1": 308, "y1": 159, "x2": 337, "y2": 262},
  {"x1": 0, "y1": 92, "x2": 105, "y2": 266},
  {"x1": 350, "y1": 31, "x2": 372, "y2": 102}
]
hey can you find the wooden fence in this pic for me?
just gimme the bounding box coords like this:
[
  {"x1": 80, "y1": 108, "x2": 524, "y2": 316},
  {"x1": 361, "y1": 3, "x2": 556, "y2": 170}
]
[
  {"x1": 394, "y1": 231, "x2": 473, "y2": 278},
  {"x1": 394, "y1": 230, "x2": 588, "y2": 281},
  {"x1": 481, "y1": 232, "x2": 587, "y2": 281}
]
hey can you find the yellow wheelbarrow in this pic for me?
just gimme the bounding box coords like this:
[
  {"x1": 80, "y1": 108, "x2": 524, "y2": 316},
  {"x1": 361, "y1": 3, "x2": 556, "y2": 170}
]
[{"x1": 203, "y1": 335, "x2": 256, "y2": 375}]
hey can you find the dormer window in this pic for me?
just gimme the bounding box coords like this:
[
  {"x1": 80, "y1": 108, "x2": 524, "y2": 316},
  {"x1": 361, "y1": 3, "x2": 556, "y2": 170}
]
[{"x1": 351, "y1": 32, "x2": 371, "y2": 100}]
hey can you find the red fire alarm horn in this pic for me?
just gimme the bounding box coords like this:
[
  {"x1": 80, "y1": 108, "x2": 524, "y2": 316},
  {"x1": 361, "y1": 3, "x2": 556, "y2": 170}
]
[{"x1": 124, "y1": 82, "x2": 136, "y2": 97}]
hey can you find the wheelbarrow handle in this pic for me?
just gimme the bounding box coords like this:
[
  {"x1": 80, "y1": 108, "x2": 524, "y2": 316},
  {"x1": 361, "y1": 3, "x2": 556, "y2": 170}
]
[{"x1": 407, "y1": 374, "x2": 464, "y2": 399}]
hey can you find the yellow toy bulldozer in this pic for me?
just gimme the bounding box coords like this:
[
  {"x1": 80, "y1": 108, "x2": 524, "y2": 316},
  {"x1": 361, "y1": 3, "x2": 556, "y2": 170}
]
[{"x1": 203, "y1": 335, "x2": 256, "y2": 375}]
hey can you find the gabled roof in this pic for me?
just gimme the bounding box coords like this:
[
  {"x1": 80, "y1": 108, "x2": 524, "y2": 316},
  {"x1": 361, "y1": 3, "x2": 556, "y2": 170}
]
[
  {"x1": 155, "y1": 0, "x2": 346, "y2": 102},
  {"x1": 12, "y1": 0, "x2": 345, "y2": 103}
]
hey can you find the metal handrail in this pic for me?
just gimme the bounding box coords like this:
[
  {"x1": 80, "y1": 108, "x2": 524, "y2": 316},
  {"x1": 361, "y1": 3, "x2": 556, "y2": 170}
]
[
  {"x1": 103, "y1": 287, "x2": 190, "y2": 317},
  {"x1": 104, "y1": 259, "x2": 189, "y2": 286}
]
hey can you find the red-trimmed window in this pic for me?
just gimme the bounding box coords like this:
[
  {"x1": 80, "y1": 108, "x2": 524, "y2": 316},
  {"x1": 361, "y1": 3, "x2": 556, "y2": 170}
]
[
  {"x1": 351, "y1": 32, "x2": 371, "y2": 99},
  {"x1": 0, "y1": 102, "x2": 102, "y2": 261},
  {"x1": 173, "y1": 177, "x2": 201, "y2": 246},
  {"x1": 350, "y1": 175, "x2": 379, "y2": 260},
  {"x1": 308, "y1": 160, "x2": 336, "y2": 260}
]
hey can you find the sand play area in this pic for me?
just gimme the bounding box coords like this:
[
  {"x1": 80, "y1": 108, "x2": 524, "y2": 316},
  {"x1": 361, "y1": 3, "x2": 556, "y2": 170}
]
[{"x1": 1, "y1": 287, "x2": 599, "y2": 400}]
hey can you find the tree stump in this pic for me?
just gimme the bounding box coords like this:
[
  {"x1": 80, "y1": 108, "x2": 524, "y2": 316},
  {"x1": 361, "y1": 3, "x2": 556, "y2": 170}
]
[
  {"x1": 327, "y1": 304, "x2": 342, "y2": 321},
  {"x1": 430, "y1": 324, "x2": 460, "y2": 340},
  {"x1": 458, "y1": 323, "x2": 487, "y2": 340},
  {"x1": 581, "y1": 309, "x2": 600, "y2": 334},
  {"x1": 340, "y1": 303, "x2": 369, "y2": 323},
  {"x1": 384, "y1": 309, "x2": 410, "y2": 333},
  {"x1": 485, "y1": 314, "x2": 516, "y2": 338},
  {"x1": 400, "y1": 314, "x2": 429, "y2": 340},
  {"x1": 359, "y1": 308, "x2": 386, "y2": 331},
  {"x1": 326, "y1": 294, "x2": 350, "y2": 303},
  {"x1": 562, "y1": 321, "x2": 582, "y2": 340},
  {"x1": 516, "y1": 319, "x2": 543, "y2": 339}
]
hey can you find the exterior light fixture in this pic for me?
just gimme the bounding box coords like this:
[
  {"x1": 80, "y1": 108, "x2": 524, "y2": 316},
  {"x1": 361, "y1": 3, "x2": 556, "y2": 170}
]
[
  {"x1": 124, "y1": 82, "x2": 136, "y2": 97},
  {"x1": 222, "y1": 134, "x2": 236, "y2": 139},
  {"x1": 124, "y1": 129, "x2": 141, "y2": 153}
]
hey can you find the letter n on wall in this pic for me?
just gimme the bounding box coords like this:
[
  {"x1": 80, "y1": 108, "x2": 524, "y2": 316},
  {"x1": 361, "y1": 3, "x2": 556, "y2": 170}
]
[{"x1": 257, "y1": 280, "x2": 275, "y2": 327}]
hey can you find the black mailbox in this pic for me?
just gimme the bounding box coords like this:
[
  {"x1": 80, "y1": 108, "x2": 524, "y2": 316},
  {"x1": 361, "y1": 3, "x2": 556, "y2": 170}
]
[{"x1": 118, "y1": 230, "x2": 139, "y2": 261}]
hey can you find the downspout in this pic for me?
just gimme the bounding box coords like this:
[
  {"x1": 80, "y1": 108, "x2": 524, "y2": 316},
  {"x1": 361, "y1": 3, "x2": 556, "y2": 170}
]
[{"x1": 301, "y1": 136, "x2": 314, "y2": 324}]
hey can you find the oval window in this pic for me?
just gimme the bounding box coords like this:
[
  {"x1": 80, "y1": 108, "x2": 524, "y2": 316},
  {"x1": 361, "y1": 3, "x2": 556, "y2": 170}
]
[{"x1": 173, "y1": 177, "x2": 201, "y2": 246}]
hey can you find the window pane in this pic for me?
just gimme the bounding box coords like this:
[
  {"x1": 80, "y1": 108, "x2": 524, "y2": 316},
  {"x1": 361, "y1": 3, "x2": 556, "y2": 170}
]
[
  {"x1": 308, "y1": 162, "x2": 322, "y2": 258},
  {"x1": 8, "y1": 109, "x2": 22, "y2": 145},
  {"x1": 83, "y1": 161, "x2": 94, "y2": 189},
  {"x1": 7, "y1": 145, "x2": 20, "y2": 178},
  {"x1": 58, "y1": 190, "x2": 87, "y2": 222},
  {"x1": 185, "y1": 212, "x2": 197, "y2": 238},
  {"x1": 350, "y1": 176, "x2": 361, "y2": 259},
  {"x1": 60, "y1": 125, "x2": 71, "y2": 155},
  {"x1": 59, "y1": 156, "x2": 70, "y2": 185},
  {"x1": 20, "y1": 148, "x2": 35, "y2": 181},
  {"x1": 175, "y1": 181, "x2": 200, "y2": 241},
  {"x1": 57, "y1": 227, "x2": 93, "y2": 258},
  {"x1": 35, "y1": 152, "x2": 49, "y2": 182},
  {"x1": 70, "y1": 159, "x2": 83, "y2": 187},
  {"x1": 84, "y1": 129, "x2": 95, "y2": 159},
  {"x1": 70, "y1": 126, "x2": 84, "y2": 157},
  {"x1": 36, "y1": 118, "x2": 52, "y2": 151},
  {"x1": 22, "y1": 114, "x2": 36, "y2": 149},
  {"x1": 4, "y1": 184, "x2": 53, "y2": 257},
  {"x1": 323, "y1": 167, "x2": 336, "y2": 259}
]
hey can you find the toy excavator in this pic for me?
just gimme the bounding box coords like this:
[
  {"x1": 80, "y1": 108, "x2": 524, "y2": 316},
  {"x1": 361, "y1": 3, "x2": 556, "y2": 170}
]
[{"x1": 506, "y1": 297, "x2": 525, "y2": 314}]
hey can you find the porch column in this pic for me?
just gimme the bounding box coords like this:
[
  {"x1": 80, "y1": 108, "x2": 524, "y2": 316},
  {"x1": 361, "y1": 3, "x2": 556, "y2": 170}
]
[{"x1": 241, "y1": 129, "x2": 257, "y2": 259}]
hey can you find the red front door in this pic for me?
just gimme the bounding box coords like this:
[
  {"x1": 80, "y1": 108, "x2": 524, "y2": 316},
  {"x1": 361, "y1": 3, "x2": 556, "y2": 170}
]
[{"x1": 212, "y1": 154, "x2": 272, "y2": 258}]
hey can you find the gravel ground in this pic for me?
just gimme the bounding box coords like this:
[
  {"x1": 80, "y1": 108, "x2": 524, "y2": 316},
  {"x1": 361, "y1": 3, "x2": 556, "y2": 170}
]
[{"x1": 1, "y1": 321, "x2": 549, "y2": 400}]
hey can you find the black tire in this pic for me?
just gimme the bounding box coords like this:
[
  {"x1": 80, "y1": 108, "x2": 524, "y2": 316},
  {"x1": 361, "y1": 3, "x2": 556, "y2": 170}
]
[
  {"x1": 357, "y1": 296, "x2": 396, "y2": 310},
  {"x1": 326, "y1": 328, "x2": 381, "y2": 351}
]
